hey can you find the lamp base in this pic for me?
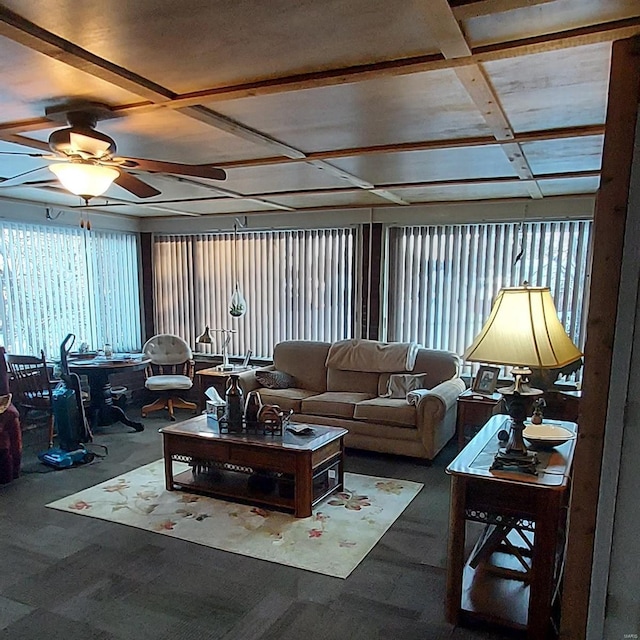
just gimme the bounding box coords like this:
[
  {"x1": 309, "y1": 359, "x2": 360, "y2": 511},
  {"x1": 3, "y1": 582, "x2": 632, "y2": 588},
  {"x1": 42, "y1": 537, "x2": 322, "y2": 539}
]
[
  {"x1": 216, "y1": 364, "x2": 234, "y2": 372},
  {"x1": 494, "y1": 369, "x2": 543, "y2": 475}
]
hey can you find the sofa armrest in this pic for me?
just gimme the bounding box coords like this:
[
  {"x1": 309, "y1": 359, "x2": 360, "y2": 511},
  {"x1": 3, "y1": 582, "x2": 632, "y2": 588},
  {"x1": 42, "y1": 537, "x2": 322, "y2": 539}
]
[
  {"x1": 414, "y1": 378, "x2": 466, "y2": 413},
  {"x1": 237, "y1": 365, "x2": 274, "y2": 395},
  {"x1": 413, "y1": 378, "x2": 467, "y2": 458}
]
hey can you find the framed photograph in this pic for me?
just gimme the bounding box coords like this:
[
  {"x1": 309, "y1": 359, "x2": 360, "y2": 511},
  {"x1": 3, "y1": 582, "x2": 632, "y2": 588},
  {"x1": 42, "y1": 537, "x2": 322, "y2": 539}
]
[{"x1": 472, "y1": 366, "x2": 500, "y2": 394}]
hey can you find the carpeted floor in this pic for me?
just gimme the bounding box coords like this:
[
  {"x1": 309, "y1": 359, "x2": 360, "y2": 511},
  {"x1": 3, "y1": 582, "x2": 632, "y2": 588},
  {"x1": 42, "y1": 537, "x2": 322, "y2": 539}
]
[
  {"x1": 1, "y1": 407, "x2": 514, "y2": 640},
  {"x1": 47, "y1": 461, "x2": 423, "y2": 578}
]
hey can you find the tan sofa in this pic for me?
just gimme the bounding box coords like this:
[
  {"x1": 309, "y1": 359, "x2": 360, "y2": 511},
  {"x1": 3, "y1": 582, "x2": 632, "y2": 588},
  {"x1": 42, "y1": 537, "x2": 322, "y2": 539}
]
[{"x1": 237, "y1": 340, "x2": 466, "y2": 461}]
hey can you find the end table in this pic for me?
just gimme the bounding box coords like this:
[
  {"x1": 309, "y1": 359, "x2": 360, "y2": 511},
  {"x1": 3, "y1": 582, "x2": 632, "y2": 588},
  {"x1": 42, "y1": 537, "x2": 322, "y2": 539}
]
[
  {"x1": 195, "y1": 366, "x2": 253, "y2": 413},
  {"x1": 456, "y1": 389, "x2": 502, "y2": 450}
]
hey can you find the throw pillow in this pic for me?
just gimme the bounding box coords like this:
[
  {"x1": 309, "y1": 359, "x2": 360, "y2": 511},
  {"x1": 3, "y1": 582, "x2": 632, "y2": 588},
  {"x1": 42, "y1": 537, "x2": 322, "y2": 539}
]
[
  {"x1": 383, "y1": 373, "x2": 429, "y2": 399},
  {"x1": 255, "y1": 369, "x2": 295, "y2": 390}
]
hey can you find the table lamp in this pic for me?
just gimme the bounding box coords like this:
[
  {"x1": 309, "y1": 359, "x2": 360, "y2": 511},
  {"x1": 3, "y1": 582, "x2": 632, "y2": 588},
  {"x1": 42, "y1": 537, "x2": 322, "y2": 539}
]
[
  {"x1": 197, "y1": 326, "x2": 236, "y2": 371},
  {"x1": 463, "y1": 284, "x2": 582, "y2": 474}
]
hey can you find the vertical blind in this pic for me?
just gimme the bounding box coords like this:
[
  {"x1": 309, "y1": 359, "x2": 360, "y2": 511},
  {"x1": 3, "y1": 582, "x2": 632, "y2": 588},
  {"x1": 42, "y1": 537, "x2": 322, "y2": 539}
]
[
  {"x1": 0, "y1": 221, "x2": 142, "y2": 357},
  {"x1": 153, "y1": 228, "x2": 356, "y2": 358},
  {"x1": 387, "y1": 220, "x2": 592, "y2": 374}
]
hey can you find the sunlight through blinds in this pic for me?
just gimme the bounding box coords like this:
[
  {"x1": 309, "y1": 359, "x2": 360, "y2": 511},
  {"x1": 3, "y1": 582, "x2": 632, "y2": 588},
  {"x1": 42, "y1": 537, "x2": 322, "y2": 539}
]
[
  {"x1": 153, "y1": 228, "x2": 356, "y2": 359},
  {"x1": 387, "y1": 220, "x2": 592, "y2": 375},
  {"x1": 0, "y1": 222, "x2": 141, "y2": 357}
]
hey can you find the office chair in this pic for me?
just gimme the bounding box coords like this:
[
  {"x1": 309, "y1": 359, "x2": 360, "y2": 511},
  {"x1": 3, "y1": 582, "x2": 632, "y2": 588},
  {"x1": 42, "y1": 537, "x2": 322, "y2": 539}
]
[{"x1": 141, "y1": 334, "x2": 197, "y2": 421}]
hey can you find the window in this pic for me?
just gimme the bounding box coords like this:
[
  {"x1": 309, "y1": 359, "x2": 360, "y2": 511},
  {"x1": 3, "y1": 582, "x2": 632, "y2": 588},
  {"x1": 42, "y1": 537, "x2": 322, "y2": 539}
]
[
  {"x1": 387, "y1": 220, "x2": 592, "y2": 375},
  {"x1": 153, "y1": 228, "x2": 356, "y2": 358},
  {"x1": 0, "y1": 221, "x2": 142, "y2": 357}
]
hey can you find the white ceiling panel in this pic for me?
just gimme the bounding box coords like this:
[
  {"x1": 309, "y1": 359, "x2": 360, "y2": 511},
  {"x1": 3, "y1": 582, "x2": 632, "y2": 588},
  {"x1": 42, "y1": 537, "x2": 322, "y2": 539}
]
[
  {"x1": 462, "y1": 0, "x2": 640, "y2": 48},
  {"x1": 521, "y1": 136, "x2": 604, "y2": 175},
  {"x1": 223, "y1": 163, "x2": 354, "y2": 195},
  {"x1": 485, "y1": 43, "x2": 611, "y2": 133},
  {"x1": 267, "y1": 191, "x2": 388, "y2": 210},
  {"x1": 392, "y1": 181, "x2": 537, "y2": 203},
  {"x1": 0, "y1": 0, "x2": 438, "y2": 93},
  {"x1": 539, "y1": 176, "x2": 601, "y2": 196},
  {"x1": 329, "y1": 146, "x2": 518, "y2": 185},
  {"x1": 207, "y1": 70, "x2": 493, "y2": 152}
]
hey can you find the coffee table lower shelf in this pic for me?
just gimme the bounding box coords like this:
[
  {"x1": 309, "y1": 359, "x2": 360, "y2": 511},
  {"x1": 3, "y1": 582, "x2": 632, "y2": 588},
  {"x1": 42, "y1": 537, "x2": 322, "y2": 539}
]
[{"x1": 169, "y1": 456, "x2": 342, "y2": 516}]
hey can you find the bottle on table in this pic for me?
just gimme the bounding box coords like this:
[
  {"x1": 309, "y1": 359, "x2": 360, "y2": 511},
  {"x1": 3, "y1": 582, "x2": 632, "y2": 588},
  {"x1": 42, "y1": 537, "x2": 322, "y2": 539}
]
[
  {"x1": 244, "y1": 390, "x2": 262, "y2": 430},
  {"x1": 224, "y1": 374, "x2": 244, "y2": 432}
]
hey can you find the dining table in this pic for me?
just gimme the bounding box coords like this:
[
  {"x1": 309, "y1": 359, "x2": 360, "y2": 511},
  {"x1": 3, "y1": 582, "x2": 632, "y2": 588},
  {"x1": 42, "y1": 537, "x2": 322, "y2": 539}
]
[{"x1": 68, "y1": 354, "x2": 151, "y2": 433}]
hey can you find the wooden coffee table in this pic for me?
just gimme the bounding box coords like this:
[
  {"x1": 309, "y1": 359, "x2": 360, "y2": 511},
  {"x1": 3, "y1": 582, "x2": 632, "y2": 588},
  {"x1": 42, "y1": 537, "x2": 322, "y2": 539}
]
[{"x1": 160, "y1": 414, "x2": 346, "y2": 517}]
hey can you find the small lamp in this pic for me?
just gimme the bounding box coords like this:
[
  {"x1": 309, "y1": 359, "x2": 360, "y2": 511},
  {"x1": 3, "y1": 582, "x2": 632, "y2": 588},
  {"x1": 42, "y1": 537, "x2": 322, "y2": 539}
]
[
  {"x1": 464, "y1": 284, "x2": 582, "y2": 474},
  {"x1": 197, "y1": 326, "x2": 236, "y2": 371}
]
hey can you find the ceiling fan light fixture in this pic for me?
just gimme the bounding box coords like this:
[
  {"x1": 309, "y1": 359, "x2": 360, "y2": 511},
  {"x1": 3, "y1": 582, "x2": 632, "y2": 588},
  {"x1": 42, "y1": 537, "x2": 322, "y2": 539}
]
[{"x1": 49, "y1": 162, "x2": 118, "y2": 199}]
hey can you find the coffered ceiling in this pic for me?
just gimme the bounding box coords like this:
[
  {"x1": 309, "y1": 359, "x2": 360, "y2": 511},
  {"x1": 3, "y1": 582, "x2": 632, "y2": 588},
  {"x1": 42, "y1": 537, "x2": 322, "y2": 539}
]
[{"x1": 0, "y1": 0, "x2": 638, "y2": 219}]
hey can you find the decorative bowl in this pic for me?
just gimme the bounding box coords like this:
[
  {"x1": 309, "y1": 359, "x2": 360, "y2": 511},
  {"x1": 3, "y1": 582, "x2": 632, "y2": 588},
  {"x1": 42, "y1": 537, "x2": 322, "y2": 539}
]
[{"x1": 523, "y1": 424, "x2": 576, "y2": 448}]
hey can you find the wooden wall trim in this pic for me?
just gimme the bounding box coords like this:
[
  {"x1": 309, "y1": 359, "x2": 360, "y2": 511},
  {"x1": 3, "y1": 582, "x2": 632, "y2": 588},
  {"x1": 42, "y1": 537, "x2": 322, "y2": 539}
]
[
  {"x1": 560, "y1": 36, "x2": 640, "y2": 640},
  {"x1": 140, "y1": 232, "x2": 155, "y2": 343},
  {"x1": 360, "y1": 223, "x2": 383, "y2": 340}
]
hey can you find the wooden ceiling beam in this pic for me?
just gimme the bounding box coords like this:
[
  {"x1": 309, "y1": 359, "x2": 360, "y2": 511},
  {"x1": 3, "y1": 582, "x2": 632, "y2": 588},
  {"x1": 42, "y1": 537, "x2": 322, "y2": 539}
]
[
  {"x1": 425, "y1": 0, "x2": 544, "y2": 197},
  {"x1": 451, "y1": 0, "x2": 557, "y2": 20},
  {"x1": 78, "y1": 169, "x2": 599, "y2": 208},
  {"x1": 116, "y1": 18, "x2": 640, "y2": 110},
  {"x1": 0, "y1": 123, "x2": 605, "y2": 172},
  {"x1": 213, "y1": 124, "x2": 604, "y2": 168},
  {"x1": 0, "y1": 6, "x2": 637, "y2": 117}
]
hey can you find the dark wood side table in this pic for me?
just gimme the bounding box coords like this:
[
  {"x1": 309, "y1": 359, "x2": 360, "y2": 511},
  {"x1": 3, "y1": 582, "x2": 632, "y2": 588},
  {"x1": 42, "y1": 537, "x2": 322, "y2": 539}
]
[
  {"x1": 445, "y1": 414, "x2": 577, "y2": 640},
  {"x1": 195, "y1": 366, "x2": 254, "y2": 413},
  {"x1": 456, "y1": 389, "x2": 503, "y2": 450}
]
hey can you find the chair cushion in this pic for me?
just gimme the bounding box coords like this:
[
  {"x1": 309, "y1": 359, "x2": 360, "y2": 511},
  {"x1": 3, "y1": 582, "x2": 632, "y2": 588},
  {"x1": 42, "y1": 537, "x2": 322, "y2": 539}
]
[
  {"x1": 143, "y1": 334, "x2": 193, "y2": 365},
  {"x1": 145, "y1": 375, "x2": 193, "y2": 391},
  {"x1": 301, "y1": 392, "x2": 374, "y2": 419}
]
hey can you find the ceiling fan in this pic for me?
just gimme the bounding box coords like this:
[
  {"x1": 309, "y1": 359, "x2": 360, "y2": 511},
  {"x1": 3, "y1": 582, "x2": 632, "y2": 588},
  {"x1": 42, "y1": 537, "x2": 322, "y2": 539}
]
[{"x1": 0, "y1": 102, "x2": 226, "y2": 202}]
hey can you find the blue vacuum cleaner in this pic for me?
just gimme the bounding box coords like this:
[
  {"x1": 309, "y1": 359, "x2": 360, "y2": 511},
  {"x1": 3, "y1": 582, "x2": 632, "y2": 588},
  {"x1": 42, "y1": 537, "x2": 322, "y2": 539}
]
[{"x1": 38, "y1": 334, "x2": 98, "y2": 469}]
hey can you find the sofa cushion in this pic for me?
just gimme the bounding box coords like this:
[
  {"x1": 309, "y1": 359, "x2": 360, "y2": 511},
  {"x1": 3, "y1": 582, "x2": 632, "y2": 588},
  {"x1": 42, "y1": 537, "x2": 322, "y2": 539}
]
[
  {"x1": 301, "y1": 392, "x2": 374, "y2": 419},
  {"x1": 382, "y1": 373, "x2": 429, "y2": 398},
  {"x1": 353, "y1": 397, "x2": 417, "y2": 428},
  {"x1": 273, "y1": 341, "x2": 330, "y2": 391},
  {"x1": 255, "y1": 369, "x2": 295, "y2": 389},
  {"x1": 327, "y1": 368, "x2": 380, "y2": 395},
  {"x1": 256, "y1": 387, "x2": 318, "y2": 413}
]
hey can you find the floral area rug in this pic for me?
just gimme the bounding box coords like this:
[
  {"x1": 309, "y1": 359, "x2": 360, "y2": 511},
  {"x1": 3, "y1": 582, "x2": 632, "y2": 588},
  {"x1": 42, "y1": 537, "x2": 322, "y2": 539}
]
[{"x1": 47, "y1": 460, "x2": 423, "y2": 578}]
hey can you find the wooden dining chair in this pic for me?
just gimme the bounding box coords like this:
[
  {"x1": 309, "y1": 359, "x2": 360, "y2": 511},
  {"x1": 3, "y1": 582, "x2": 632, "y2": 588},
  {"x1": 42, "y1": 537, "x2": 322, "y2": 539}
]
[{"x1": 6, "y1": 350, "x2": 55, "y2": 448}]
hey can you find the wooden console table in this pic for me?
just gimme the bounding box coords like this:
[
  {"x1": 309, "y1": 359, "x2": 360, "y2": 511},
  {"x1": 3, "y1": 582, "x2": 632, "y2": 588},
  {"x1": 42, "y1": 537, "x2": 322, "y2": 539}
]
[
  {"x1": 161, "y1": 414, "x2": 346, "y2": 517},
  {"x1": 445, "y1": 414, "x2": 577, "y2": 639}
]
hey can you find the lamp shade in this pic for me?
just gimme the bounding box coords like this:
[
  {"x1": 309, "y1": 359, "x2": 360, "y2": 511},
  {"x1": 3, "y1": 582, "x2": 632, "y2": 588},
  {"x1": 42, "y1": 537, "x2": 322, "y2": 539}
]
[
  {"x1": 50, "y1": 163, "x2": 118, "y2": 198},
  {"x1": 196, "y1": 326, "x2": 213, "y2": 344},
  {"x1": 463, "y1": 286, "x2": 582, "y2": 369}
]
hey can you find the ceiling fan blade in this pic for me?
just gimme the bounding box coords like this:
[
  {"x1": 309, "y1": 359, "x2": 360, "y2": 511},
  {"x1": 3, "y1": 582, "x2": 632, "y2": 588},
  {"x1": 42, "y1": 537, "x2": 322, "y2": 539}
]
[
  {"x1": 0, "y1": 166, "x2": 51, "y2": 187},
  {"x1": 114, "y1": 171, "x2": 161, "y2": 198},
  {"x1": 0, "y1": 151, "x2": 49, "y2": 157},
  {"x1": 118, "y1": 158, "x2": 226, "y2": 181}
]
